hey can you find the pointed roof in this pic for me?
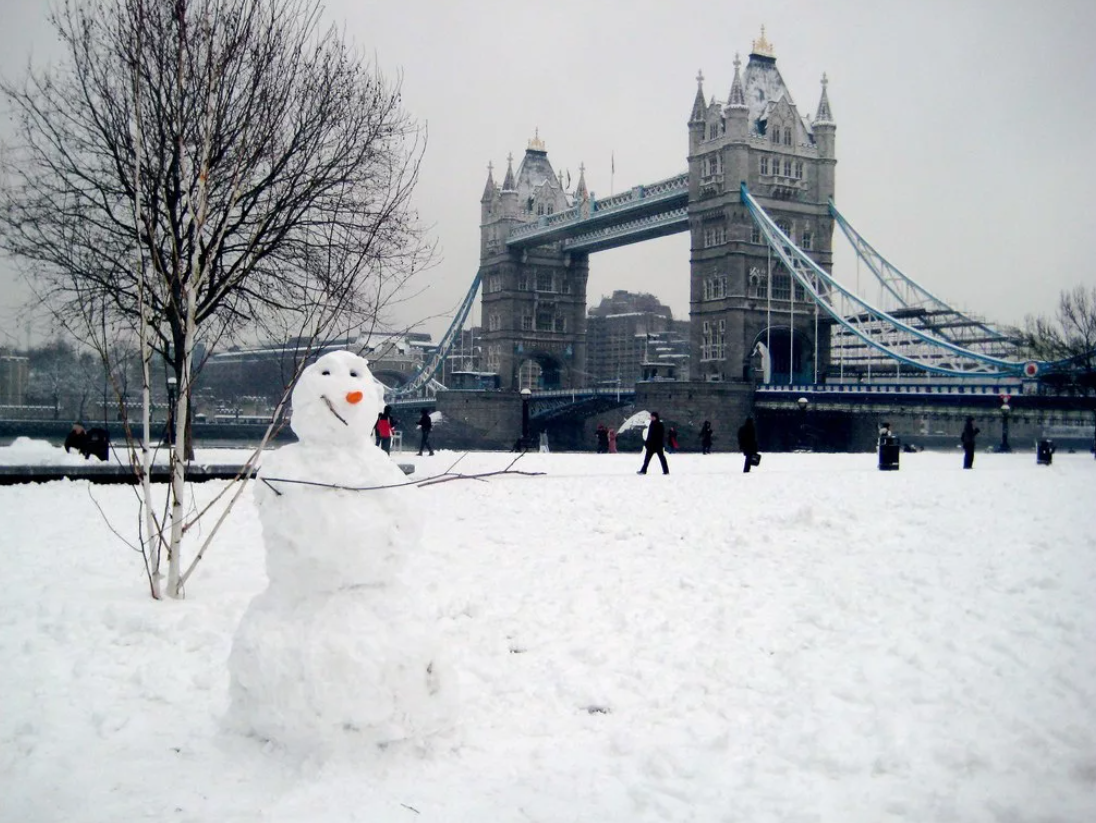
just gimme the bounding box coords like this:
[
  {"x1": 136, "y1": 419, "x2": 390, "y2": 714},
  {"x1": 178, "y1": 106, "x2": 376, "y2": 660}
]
[
  {"x1": 501, "y1": 153, "x2": 516, "y2": 191},
  {"x1": 481, "y1": 162, "x2": 497, "y2": 202},
  {"x1": 728, "y1": 53, "x2": 747, "y2": 109},
  {"x1": 689, "y1": 69, "x2": 706, "y2": 122},
  {"x1": 815, "y1": 72, "x2": 835, "y2": 125},
  {"x1": 574, "y1": 163, "x2": 588, "y2": 200}
]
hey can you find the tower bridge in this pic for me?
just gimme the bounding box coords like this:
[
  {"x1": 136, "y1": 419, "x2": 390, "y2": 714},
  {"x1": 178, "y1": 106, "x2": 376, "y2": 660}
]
[{"x1": 382, "y1": 28, "x2": 1092, "y2": 451}]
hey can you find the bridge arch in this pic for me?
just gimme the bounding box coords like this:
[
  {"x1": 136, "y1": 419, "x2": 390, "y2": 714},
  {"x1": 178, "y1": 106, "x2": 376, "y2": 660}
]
[
  {"x1": 752, "y1": 327, "x2": 816, "y2": 385},
  {"x1": 516, "y1": 349, "x2": 564, "y2": 390}
]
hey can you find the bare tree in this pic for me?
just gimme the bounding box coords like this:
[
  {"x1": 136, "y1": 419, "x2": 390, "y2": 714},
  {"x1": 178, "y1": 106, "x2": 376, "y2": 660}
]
[
  {"x1": 1, "y1": 0, "x2": 431, "y2": 597},
  {"x1": 1020, "y1": 286, "x2": 1096, "y2": 393}
]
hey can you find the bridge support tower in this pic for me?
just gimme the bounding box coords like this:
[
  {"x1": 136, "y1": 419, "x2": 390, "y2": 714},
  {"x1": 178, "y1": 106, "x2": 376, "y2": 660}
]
[
  {"x1": 687, "y1": 31, "x2": 837, "y2": 385},
  {"x1": 479, "y1": 138, "x2": 590, "y2": 391}
]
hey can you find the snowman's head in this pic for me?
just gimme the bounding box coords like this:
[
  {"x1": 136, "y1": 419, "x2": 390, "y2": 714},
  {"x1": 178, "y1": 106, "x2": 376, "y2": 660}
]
[{"x1": 290, "y1": 350, "x2": 386, "y2": 445}]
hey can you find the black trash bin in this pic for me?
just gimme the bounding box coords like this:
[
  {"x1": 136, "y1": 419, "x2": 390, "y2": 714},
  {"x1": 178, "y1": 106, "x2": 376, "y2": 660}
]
[
  {"x1": 1036, "y1": 439, "x2": 1055, "y2": 466},
  {"x1": 878, "y1": 435, "x2": 900, "y2": 471}
]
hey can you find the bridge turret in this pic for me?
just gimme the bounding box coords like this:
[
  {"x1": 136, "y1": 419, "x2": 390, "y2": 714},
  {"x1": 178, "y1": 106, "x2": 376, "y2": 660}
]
[
  {"x1": 480, "y1": 162, "x2": 498, "y2": 223},
  {"x1": 813, "y1": 73, "x2": 837, "y2": 201},
  {"x1": 499, "y1": 153, "x2": 519, "y2": 219},
  {"x1": 688, "y1": 70, "x2": 707, "y2": 157},
  {"x1": 725, "y1": 53, "x2": 749, "y2": 140}
]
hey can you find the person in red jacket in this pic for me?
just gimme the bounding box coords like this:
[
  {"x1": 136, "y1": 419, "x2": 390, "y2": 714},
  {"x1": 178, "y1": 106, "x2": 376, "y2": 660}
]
[{"x1": 373, "y1": 405, "x2": 396, "y2": 454}]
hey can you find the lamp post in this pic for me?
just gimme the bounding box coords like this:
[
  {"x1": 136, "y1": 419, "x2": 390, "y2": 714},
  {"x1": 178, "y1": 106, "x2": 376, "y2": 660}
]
[
  {"x1": 998, "y1": 399, "x2": 1011, "y2": 453},
  {"x1": 520, "y1": 387, "x2": 531, "y2": 448},
  {"x1": 797, "y1": 396, "x2": 809, "y2": 451}
]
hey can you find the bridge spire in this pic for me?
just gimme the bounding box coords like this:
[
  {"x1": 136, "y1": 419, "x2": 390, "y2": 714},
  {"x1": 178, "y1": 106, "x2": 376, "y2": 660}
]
[
  {"x1": 574, "y1": 162, "x2": 588, "y2": 200},
  {"x1": 689, "y1": 69, "x2": 706, "y2": 122},
  {"x1": 480, "y1": 161, "x2": 497, "y2": 202},
  {"x1": 501, "y1": 152, "x2": 516, "y2": 191},
  {"x1": 815, "y1": 72, "x2": 835, "y2": 125},
  {"x1": 728, "y1": 53, "x2": 747, "y2": 109}
]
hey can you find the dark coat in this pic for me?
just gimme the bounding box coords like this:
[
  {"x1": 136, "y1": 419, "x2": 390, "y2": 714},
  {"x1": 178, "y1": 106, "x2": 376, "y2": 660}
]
[
  {"x1": 700, "y1": 424, "x2": 713, "y2": 449},
  {"x1": 645, "y1": 418, "x2": 665, "y2": 450},
  {"x1": 64, "y1": 428, "x2": 87, "y2": 455},
  {"x1": 960, "y1": 420, "x2": 980, "y2": 448},
  {"x1": 418, "y1": 411, "x2": 432, "y2": 432},
  {"x1": 737, "y1": 419, "x2": 759, "y2": 455}
]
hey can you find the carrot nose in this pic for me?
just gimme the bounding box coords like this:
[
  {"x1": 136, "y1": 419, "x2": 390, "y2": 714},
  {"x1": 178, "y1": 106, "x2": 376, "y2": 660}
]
[{"x1": 346, "y1": 391, "x2": 363, "y2": 404}]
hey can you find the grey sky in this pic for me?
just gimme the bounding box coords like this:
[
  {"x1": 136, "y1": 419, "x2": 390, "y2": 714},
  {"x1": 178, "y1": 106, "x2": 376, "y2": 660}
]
[{"x1": 3, "y1": 0, "x2": 1095, "y2": 348}]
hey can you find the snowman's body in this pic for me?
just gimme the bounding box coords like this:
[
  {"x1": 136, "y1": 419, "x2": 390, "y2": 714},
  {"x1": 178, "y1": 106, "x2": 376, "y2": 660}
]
[{"x1": 227, "y1": 351, "x2": 453, "y2": 750}]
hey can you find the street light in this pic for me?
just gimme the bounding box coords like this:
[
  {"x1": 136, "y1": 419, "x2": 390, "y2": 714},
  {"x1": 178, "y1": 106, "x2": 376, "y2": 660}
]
[
  {"x1": 520, "y1": 387, "x2": 532, "y2": 447},
  {"x1": 797, "y1": 396, "x2": 809, "y2": 451},
  {"x1": 998, "y1": 399, "x2": 1011, "y2": 453}
]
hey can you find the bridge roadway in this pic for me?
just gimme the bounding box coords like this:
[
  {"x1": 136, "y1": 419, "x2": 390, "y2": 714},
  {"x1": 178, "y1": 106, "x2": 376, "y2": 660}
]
[
  {"x1": 394, "y1": 382, "x2": 1096, "y2": 426},
  {"x1": 504, "y1": 173, "x2": 689, "y2": 253}
]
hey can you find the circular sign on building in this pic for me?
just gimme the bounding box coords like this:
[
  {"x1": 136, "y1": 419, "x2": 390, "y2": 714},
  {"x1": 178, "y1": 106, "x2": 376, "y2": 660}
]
[{"x1": 1023, "y1": 361, "x2": 1039, "y2": 378}]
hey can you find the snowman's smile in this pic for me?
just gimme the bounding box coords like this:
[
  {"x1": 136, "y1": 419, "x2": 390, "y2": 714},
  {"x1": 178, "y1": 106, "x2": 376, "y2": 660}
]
[{"x1": 320, "y1": 395, "x2": 349, "y2": 426}]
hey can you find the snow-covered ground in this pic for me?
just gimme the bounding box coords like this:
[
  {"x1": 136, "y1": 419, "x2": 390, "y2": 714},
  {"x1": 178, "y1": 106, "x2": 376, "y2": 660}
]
[{"x1": 1, "y1": 441, "x2": 1094, "y2": 822}]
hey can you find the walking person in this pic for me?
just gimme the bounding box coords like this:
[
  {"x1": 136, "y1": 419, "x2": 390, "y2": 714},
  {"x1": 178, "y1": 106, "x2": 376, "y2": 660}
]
[
  {"x1": 738, "y1": 415, "x2": 760, "y2": 473},
  {"x1": 607, "y1": 428, "x2": 618, "y2": 454},
  {"x1": 960, "y1": 416, "x2": 980, "y2": 469},
  {"x1": 700, "y1": 421, "x2": 713, "y2": 455},
  {"x1": 667, "y1": 426, "x2": 680, "y2": 454},
  {"x1": 417, "y1": 408, "x2": 434, "y2": 456},
  {"x1": 637, "y1": 412, "x2": 669, "y2": 475},
  {"x1": 373, "y1": 405, "x2": 395, "y2": 454}
]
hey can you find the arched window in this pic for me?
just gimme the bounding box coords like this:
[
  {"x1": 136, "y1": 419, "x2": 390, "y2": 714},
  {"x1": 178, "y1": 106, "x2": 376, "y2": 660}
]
[
  {"x1": 770, "y1": 125, "x2": 778, "y2": 143},
  {"x1": 748, "y1": 267, "x2": 766, "y2": 298}
]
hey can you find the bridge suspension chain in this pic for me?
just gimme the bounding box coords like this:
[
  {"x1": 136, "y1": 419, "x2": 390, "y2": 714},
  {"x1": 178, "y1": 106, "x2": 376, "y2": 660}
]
[
  {"x1": 828, "y1": 200, "x2": 1021, "y2": 361},
  {"x1": 388, "y1": 269, "x2": 483, "y2": 398},
  {"x1": 742, "y1": 184, "x2": 1033, "y2": 378}
]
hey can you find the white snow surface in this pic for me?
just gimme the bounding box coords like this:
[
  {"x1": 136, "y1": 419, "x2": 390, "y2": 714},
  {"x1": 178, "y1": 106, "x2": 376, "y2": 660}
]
[{"x1": 1, "y1": 445, "x2": 1095, "y2": 822}]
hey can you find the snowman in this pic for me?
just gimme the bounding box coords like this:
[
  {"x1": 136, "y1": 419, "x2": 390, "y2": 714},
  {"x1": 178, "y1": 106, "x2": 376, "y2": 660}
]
[{"x1": 227, "y1": 350, "x2": 454, "y2": 751}]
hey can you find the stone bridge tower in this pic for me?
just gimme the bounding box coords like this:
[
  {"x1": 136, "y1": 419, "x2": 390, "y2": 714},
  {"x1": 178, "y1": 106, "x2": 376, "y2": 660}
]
[
  {"x1": 687, "y1": 28, "x2": 836, "y2": 384},
  {"x1": 479, "y1": 136, "x2": 590, "y2": 390}
]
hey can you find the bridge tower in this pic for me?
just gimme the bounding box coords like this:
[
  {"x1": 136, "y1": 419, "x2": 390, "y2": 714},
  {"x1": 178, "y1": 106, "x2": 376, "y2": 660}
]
[
  {"x1": 479, "y1": 136, "x2": 590, "y2": 391},
  {"x1": 687, "y1": 28, "x2": 836, "y2": 384}
]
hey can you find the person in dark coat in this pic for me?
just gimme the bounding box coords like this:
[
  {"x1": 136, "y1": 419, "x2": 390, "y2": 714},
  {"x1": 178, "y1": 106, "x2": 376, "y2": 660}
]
[
  {"x1": 65, "y1": 421, "x2": 110, "y2": 461},
  {"x1": 637, "y1": 412, "x2": 669, "y2": 475},
  {"x1": 64, "y1": 421, "x2": 88, "y2": 455},
  {"x1": 960, "y1": 416, "x2": 980, "y2": 469},
  {"x1": 737, "y1": 416, "x2": 760, "y2": 473},
  {"x1": 595, "y1": 424, "x2": 609, "y2": 454},
  {"x1": 417, "y1": 408, "x2": 434, "y2": 456},
  {"x1": 700, "y1": 421, "x2": 713, "y2": 455}
]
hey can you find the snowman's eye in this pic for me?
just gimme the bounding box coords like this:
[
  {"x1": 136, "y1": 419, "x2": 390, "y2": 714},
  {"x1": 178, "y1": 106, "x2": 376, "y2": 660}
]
[
  {"x1": 350, "y1": 370, "x2": 359, "y2": 378},
  {"x1": 321, "y1": 370, "x2": 331, "y2": 376}
]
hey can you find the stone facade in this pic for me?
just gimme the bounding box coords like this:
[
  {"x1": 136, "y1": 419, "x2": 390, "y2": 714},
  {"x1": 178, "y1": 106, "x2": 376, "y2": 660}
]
[{"x1": 687, "y1": 30, "x2": 836, "y2": 385}]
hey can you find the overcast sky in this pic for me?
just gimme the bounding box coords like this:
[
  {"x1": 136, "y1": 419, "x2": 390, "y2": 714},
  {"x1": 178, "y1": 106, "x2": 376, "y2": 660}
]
[{"x1": 3, "y1": 0, "x2": 1095, "y2": 349}]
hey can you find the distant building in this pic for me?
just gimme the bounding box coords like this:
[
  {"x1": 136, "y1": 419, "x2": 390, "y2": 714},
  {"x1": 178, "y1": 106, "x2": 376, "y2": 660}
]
[
  {"x1": 0, "y1": 353, "x2": 29, "y2": 406},
  {"x1": 585, "y1": 291, "x2": 690, "y2": 386},
  {"x1": 200, "y1": 332, "x2": 433, "y2": 410}
]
